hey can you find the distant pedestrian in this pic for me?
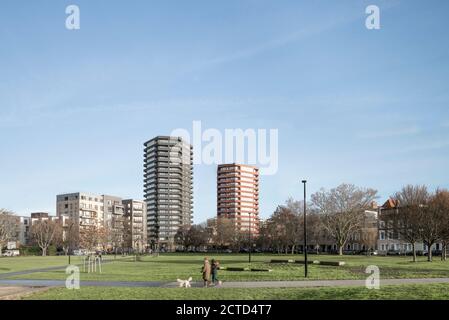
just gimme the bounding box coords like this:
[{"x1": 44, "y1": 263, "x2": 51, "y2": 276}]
[
  {"x1": 202, "y1": 257, "x2": 211, "y2": 287},
  {"x1": 211, "y1": 259, "x2": 221, "y2": 286}
]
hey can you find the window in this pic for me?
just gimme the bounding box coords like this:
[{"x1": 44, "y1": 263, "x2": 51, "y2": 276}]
[{"x1": 380, "y1": 231, "x2": 385, "y2": 240}]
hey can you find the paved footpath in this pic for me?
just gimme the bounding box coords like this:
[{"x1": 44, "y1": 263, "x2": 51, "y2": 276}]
[
  {"x1": 0, "y1": 257, "x2": 128, "y2": 280},
  {"x1": 0, "y1": 286, "x2": 50, "y2": 300},
  {"x1": 2, "y1": 278, "x2": 449, "y2": 289}
]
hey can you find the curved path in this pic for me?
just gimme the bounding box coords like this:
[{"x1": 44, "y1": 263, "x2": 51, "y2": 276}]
[{"x1": 2, "y1": 278, "x2": 449, "y2": 288}]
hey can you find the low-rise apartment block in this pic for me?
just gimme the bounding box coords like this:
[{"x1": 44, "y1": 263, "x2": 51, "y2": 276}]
[
  {"x1": 123, "y1": 199, "x2": 147, "y2": 253},
  {"x1": 377, "y1": 199, "x2": 442, "y2": 254},
  {"x1": 56, "y1": 192, "x2": 146, "y2": 252}
]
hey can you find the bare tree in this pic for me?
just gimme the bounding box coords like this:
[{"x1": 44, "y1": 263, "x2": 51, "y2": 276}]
[
  {"x1": 175, "y1": 224, "x2": 209, "y2": 251},
  {"x1": 256, "y1": 221, "x2": 272, "y2": 252},
  {"x1": 359, "y1": 228, "x2": 378, "y2": 254},
  {"x1": 31, "y1": 220, "x2": 61, "y2": 256},
  {"x1": 394, "y1": 185, "x2": 429, "y2": 206},
  {"x1": 79, "y1": 225, "x2": 108, "y2": 252},
  {"x1": 175, "y1": 225, "x2": 190, "y2": 251},
  {"x1": 392, "y1": 205, "x2": 422, "y2": 262},
  {"x1": 0, "y1": 209, "x2": 17, "y2": 255},
  {"x1": 429, "y1": 189, "x2": 449, "y2": 261},
  {"x1": 311, "y1": 183, "x2": 378, "y2": 255},
  {"x1": 305, "y1": 212, "x2": 325, "y2": 254},
  {"x1": 393, "y1": 185, "x2": 430, "y2": 262},
  {"x1": 213, "y1": 218, "x2": 236, "y2": 249},
  {"x1": 270, "y1": 205, "x2": 301, "y2": 254},
  {"x1": 61, "y1": 219, "x2": 79, "y2": 255},
  {"x1": 189, "y1": 224, "x2": 210, "y2": 251}
]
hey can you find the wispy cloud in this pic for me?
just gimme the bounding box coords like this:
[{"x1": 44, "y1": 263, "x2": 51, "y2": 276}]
[
  {"x1": 186, "y1": 0, "x2": 401, "y2": 71},
  {"x1": 396, "y1": 140, "x2": 449, "y2": 153},
  {"x1": 357, "y1": 126, "x2": 421, "y2": 139},
  {"x1": 186, "y1": 10, "x2": 363, "y2": 72}
]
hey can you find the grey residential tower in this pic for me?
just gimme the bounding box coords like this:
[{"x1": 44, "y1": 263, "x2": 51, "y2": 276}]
[{"x1": 144, "y1": 136, "x2": 193, "y2": 251}]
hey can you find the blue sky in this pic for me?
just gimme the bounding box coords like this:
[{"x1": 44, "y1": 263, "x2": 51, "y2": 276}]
[{"x1": 1, "y1": 0, "x2": 448, "y2": 222}]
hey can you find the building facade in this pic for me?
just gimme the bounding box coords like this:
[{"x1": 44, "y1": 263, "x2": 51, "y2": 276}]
[
  {"x1": 377, "y1": 199, "x2": 441, "y2": 254},
  {"x1": 103, "y1": 195, "x2": 126, "y2": 251},
  {"x1": 217, "y1": 164, "x2": 260, "y2": 235},
  {"x1": 144, "y1": 136, "x2": 194, "y2": 251},
  {"x1": 57, "y1": 193, "x2": 104, "y2": 235},
  {"x1": 123, "y1": 199, "x2": 147, "y2": 253},
  {"x1": 56, "y1": 192, "x2": 143, "y2": 252},
  {"x1": 17, "y1": 216, "x2": 31, "y2": 245}
]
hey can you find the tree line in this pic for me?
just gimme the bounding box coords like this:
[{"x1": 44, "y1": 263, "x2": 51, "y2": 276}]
[
  {"x1": 388, "y1": 185, "x2": 449, "y2": 262},
  {"x1": 175, "y1": 184, "x2": 380, "y2": 255},
  {"x1": 2, "y1": 183, "x2": 449, "y2": 258},
  {"x1": 175, "y1": 184, "x2": 449, "y2": 260},
  {"x1": 0, "y1": 210, "x2": 135, "y2": 256}
]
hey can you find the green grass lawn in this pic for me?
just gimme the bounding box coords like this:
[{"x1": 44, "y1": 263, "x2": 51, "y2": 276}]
[
  {"x1": 3, "y1": 253, "x2": 449, "y2": 282},
  {"x1": 4, "y1": 254, "x2": 449, "y2": 300},
  {"x1": 0, "y1": 256, "x2": 69, "y2": 274},
  {"x1": 24, "y1": 283, "x2": 449, "y2": 300}
]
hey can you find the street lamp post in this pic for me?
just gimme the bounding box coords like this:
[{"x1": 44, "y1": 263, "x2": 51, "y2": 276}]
[
  {"x1": 67, "y1": 221, "x2": 73, "y2": 265},
  {"x1": 302, "y1": 180, "x2": 308, "y2": 278},
  {"x1": 249, "y1": 213, "x2": 252, "y2": 264}
]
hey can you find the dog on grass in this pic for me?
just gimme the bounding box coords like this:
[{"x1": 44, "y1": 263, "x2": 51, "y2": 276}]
[{"x1": 177, "y1": 277, "x2": 193, "y2": 288}]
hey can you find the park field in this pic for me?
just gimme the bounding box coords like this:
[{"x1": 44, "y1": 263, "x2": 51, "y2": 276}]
[
  {"x1": 24, "y1": 284, "x2": 449, "y2": 300},
  {"x1": 2, "y1": 253, "x2": 449, "y2": 300},
  {"x1": 2, "y1": 253, "x2": 449, "y2": 282}
]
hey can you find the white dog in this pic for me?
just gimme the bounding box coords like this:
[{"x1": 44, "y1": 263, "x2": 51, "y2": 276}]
[{"x1": 177, "y1": 277, "x2": 193, "y2": 288}]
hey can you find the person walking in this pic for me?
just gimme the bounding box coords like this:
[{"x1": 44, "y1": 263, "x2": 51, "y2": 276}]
[
  {"x1": 211, "y1": 259, "x2": 221, "y2": 286},
  {"x1": 202, "y1": 257, "x2": 211, "y2": 287}
]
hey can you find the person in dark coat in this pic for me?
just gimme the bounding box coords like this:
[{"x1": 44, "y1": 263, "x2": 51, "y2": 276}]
[{"x1": 211, "y1": 259, "x2": 221, "y2": 285}]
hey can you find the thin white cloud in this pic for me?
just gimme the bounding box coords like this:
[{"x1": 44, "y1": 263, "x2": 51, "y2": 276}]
[
  {"x1": 357, "y1": 126, "x2": 421, "y2": 139},
  {"x1": 193, "y1": 0, "x2": 402, "y2": 71},
  {"x1": 396, "y1": 140, "x2": 449, "y2": 153},
  {"x1": 190, "y1": 15, "x2": 352, "y2": 72}
]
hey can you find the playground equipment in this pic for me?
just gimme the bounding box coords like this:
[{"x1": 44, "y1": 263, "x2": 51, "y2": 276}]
[{"x1": 83, "y1": 254, "x2": 102, "y2": 273}]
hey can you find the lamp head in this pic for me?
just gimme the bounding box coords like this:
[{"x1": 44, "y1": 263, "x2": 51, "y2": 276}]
[{"x1": 301, "y1": 180, "x2": 307, "y2": 184}]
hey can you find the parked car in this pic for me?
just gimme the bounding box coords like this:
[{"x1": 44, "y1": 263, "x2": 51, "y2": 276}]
[
  {"x1": 423, "y1": 250, "x2": 442, "y2": 256},
  {"x1": 386, "y1": 250, "x2": 401, "y2": 256},
  {"x1": 2, "y1": 250, "x2": 20, "y2": 257},
  {"x1": 73, "y1": 249, "x2": 87, "y2": 256}
]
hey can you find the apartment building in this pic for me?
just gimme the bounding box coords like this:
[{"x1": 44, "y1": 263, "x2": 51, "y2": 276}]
[
  {"x1": 56, "y1": 192, "x2": 126, "y2": 250},
  {"x1": 123, "y1": 199, "x2": 147, "y2": 253},
  {"x1": 346, "y1": 209, "x2": 378, "y2": 252},
  {"x1": 57, "y1": 193, "x2": 104, "y2": 232},
  {"x1": 103, "y1": 195, "x2": 126, "y2": 250},
  {"x1": 11, "y1": 213, "x2": 58, "y2": 247},
  {"x1": 217, "y1": 164, "x2": 260, "y2": 235},
  {"x1": 377, "y1": 199, "x2": 441, "y2": 254},
  {"x1": 17, "y1": 216, "x2": 31, "y2": 245},
  {"x1": 144, "y1": 136, "x2": 193, "y2": 251}
]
